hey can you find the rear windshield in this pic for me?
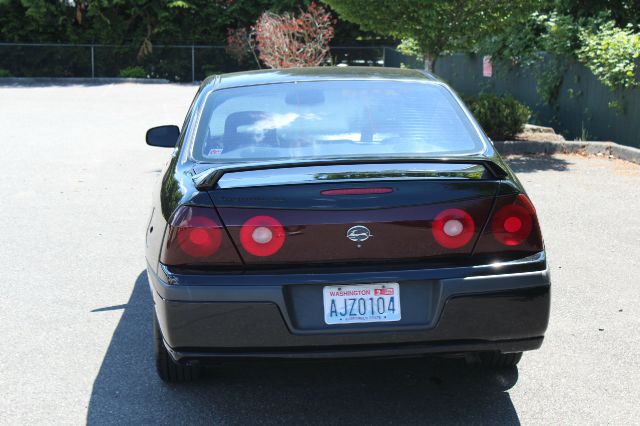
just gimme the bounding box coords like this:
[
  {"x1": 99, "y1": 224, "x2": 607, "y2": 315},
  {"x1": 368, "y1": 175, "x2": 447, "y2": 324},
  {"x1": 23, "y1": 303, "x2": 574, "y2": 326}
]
[{"x1": 189, "y1": 80, "x2": 485, "y2": 163}]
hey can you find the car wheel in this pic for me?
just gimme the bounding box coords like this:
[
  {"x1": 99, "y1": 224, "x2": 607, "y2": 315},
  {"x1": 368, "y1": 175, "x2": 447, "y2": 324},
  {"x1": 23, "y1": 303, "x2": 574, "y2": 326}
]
[
  {"x1": 478, "y1": 351, "x2": 523, "y2": 368},
  {"x1": 154, "y1": 315, "x2": 201, "y2": 382}
]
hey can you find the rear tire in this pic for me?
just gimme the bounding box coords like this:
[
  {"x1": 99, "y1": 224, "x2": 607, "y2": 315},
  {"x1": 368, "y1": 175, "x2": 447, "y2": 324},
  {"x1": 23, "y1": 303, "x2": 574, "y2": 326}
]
[
  {"x1": 478, "y1": 351, "x2": 523, "y2": 368},
  {"x1": 154, "y1": 315, "x2": 201, "y2": 382}
]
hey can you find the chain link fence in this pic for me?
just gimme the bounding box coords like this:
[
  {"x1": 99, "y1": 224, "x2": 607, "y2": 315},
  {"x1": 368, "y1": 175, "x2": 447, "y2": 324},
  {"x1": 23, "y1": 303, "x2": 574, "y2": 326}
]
[
  {"x1": 0, "y1": 43, "x2": 419, "y2": 82},
  {"x1": 2, "y1": 42, "x2": 637, "y2": 149}
]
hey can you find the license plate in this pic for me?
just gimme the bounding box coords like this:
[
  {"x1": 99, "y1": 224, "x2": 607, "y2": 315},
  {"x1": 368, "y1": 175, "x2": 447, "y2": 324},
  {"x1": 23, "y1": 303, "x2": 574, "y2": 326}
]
[{"x1": 323, "y1": 283, "x2": 401, "y2": 325}]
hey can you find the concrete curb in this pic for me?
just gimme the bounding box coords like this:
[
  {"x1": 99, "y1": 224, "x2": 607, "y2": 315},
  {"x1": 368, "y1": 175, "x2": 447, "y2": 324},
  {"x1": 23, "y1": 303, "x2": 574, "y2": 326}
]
[
  {"x1": 0, "y1": 77, "x2": 171, "y2": 86},
  {"x1": 494, "y1": 140, "x2": 640, "y2": 165}
]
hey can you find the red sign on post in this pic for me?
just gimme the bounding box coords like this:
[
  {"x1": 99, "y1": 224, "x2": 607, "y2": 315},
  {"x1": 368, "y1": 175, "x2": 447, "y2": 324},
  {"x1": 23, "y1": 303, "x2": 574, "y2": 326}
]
[{"x1": 483, "y1": 55, "x2": 492, "y2": 78}]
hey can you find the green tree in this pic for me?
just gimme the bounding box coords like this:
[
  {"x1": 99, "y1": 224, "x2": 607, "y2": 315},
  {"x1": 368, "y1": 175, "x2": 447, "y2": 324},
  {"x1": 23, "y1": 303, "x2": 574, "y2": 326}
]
[
  {"x1": 555, "y1": 0, "x2": 640, "y2": 27},
  {"x1": 484, "y1": 2, "x2": 640, "y2": 95},
  {"x1": 0, "y1": 0, "x2": 385, "y2": 48},
  {"x1": 577, "y1": 20, "x2": 640, "y2": 89},
  {"x1": 322, "y1": 0, "x2": 538, "y2": 70}
]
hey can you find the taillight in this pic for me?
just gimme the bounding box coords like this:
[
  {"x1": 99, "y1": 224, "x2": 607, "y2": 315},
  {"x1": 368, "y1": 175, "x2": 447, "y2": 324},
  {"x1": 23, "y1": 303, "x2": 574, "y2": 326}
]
[
  {"x1": 492, "y1": 194, "x2": 535, "y2": 246},
  {"x1": 175, "y1": 215, "x2": 222, "y2": 257},
  {"x1": 239, "y1": 215, "x2": 286, "y2": 257},
  {"x1": 432, "y1": 208, "x2": 475, "y2": 249},
  {"x1": 474, "y1": 193, "x2": 543, "y2": 256},
  {"x1": 161, "y1": 206, "x2": 242, "y2": 266}
]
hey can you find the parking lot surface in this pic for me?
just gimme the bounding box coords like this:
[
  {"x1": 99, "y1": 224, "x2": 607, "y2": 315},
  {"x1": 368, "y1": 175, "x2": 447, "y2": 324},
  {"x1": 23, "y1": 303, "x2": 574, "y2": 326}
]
[{"x1": 1, "y1": 83, "x2": 639, "y2": 425}]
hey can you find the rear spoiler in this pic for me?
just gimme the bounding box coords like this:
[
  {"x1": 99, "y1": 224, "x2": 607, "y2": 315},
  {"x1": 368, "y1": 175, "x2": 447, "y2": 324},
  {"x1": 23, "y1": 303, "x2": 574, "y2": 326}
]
[{"x1": 193, "y1": 158, "x2": 508, "y2": 190}]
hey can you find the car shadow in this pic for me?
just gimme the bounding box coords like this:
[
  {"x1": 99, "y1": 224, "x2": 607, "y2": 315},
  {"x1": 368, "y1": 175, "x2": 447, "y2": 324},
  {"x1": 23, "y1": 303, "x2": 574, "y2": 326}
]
[
  {"x1": 505, "y1": 155, "x2": 571, "y2": 173},
  {"x1": 87, "y1": 271, "x2": 521, "y2": 425}
]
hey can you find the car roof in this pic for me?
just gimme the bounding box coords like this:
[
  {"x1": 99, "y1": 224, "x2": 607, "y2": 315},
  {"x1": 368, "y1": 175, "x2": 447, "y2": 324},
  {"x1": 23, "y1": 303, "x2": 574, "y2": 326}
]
[{"x1": 203, "y1": 67, "x2": 440, "y2": 90}]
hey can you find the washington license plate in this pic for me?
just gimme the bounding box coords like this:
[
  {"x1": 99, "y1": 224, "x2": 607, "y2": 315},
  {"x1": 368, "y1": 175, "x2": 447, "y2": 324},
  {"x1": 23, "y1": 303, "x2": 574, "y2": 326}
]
[{"x1": 323, "y1": 283, "x2": 401, "y2": 325}]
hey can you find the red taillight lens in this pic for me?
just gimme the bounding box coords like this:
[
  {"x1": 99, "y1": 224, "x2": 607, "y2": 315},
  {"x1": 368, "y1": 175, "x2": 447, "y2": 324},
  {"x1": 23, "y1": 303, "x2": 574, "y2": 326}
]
[
  {"x1": 432, "y1": 208, "x2": 475, "y2": 249},
  {"x1": 161, "y1": 206, "x2": 242, "y2": 266},
  {"x1": 492, "y1": 194, "x2": 535, "y2": 246},
  {"x1": 239, "y1": 215, "x2": 286, "y2": 257},
  {"x1": 473, "y1": 193, "x2": 543, "y2": 257},
  {"x1": 175, "y1": 215, "x2": 222, "y2": 257}
]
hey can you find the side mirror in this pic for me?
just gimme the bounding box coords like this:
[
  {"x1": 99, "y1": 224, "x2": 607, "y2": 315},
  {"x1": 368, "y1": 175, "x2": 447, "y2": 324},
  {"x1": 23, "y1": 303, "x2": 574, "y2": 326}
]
[{"x1": 146, "y1": 125, "x2": 180, "y2": 147}]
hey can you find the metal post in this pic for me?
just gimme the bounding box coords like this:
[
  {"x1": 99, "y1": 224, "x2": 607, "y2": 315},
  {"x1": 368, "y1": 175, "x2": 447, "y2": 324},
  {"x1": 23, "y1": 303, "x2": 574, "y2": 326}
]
[
  {"x1": 91, "y1": 45, "x2": 95, "y2": 78},
  {"x1": 191, "y1": 45, "x2": 195, "y2": 82}
]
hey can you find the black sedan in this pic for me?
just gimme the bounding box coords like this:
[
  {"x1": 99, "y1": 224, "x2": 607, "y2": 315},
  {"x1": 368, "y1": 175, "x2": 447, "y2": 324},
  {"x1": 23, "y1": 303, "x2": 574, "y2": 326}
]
[{"x1": 145, "y1": 67, "x2": 550, "y2": 382}]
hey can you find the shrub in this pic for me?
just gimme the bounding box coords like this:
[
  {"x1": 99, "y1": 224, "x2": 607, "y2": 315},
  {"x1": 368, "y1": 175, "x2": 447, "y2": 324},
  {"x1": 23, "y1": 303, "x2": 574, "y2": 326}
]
[
  {"x1": 463, "y1": 94, "x2": 531, "y2": 140},
  {"x1": 0, "y1": 68, "x2": 11, "y2": 77},
  {"x1": 201, "y1": 65, "x2": 224, "y2": 77},
  {"x1": 226, "y1": 27, "x2": 252, "y2": 65},
  {"x1": 254, "y1": 2, "x2": 335, "y2": 68},
  {"x1": 577, "y1": 21, "x2": 640, "y2": 90},
  {"x1": 118, "y1": 66, "x2": 147, "y2": 79}
]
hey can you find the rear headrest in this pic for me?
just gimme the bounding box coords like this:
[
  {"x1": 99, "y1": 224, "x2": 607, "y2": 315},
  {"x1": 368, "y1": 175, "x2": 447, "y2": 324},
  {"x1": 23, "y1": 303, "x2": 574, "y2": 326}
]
[{"x1": 223, "y1": 111, "x2": 267, "y2": 138}]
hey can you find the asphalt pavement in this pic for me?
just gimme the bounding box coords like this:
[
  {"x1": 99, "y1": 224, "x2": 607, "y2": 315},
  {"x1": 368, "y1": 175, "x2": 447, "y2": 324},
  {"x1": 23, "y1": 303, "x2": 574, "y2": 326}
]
[{"x1": 0, "y1": 83, "x2": 638, "y2": 425}]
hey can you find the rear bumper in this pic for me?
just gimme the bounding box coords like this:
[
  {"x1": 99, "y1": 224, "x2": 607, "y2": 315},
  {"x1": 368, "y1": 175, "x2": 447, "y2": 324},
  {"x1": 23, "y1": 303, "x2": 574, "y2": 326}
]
[
  {"x1": 165, "y1": 338, "x2": 544, "y2": 362},
  {"x1": 147, "y1": 253, "x2": 550, "y2": 361}
]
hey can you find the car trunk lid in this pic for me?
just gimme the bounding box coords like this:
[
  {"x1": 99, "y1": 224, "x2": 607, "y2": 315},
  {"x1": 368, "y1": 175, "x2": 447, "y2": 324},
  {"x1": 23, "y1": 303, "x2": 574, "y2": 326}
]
[{"x1": 202, "y1": 161, "x2": 501, "y2": 265}]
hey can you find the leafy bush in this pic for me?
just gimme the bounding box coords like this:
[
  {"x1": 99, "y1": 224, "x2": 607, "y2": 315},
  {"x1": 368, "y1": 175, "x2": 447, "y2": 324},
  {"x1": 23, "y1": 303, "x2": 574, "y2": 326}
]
[
  {"x1": 226, "y1": 27, "x2": 253, "y2": 65},
  {"x1": 577, "y1": 21, "x2": 640, "y2": 89},
  {"x1": 482, "y1": 12, "x2": 580, "y2": 103},
  {"x1": 463, "y1": 94, "x2": 531, "y2": 140},
  {"x1": 484, "y1": 10, "x2": 640, "y2": 96},
  {"x1": 254, "y1": 3, "x2": 335, "y2": 68},
  {"x1": 201, "y1": 65, "x2": 224, "y2": 77},
  {"x1": 118, "y1": 66, "x2": 147, "y2": 78},
  {"x1": 0, "y1": 68, "x2": 11, "y2": 77}
]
